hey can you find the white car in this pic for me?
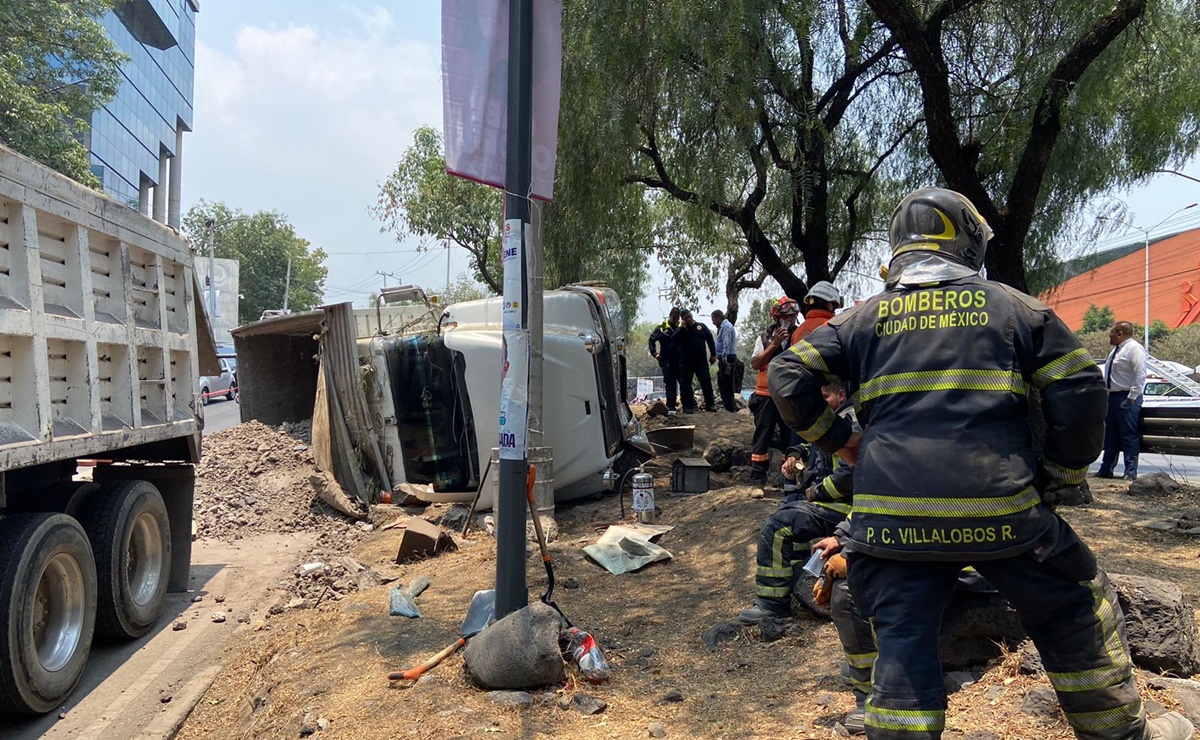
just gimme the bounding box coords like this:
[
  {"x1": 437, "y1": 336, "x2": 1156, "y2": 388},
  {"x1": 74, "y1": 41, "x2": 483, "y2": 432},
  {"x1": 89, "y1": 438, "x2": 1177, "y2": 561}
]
[{"x1": 197, "y1": 357, "x2": 237, "y2": 405}]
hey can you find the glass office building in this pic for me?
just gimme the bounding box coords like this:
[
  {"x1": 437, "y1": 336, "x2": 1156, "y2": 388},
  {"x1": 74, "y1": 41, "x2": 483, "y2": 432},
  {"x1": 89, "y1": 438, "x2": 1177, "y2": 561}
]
[{"x1": 88, "y1": 0, "x2": 198, "y2": 227}]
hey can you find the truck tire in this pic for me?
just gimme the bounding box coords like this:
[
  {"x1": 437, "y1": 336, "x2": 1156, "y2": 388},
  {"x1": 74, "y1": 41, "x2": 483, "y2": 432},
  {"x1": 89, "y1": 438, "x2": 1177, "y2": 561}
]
[
  {"x1": 81, "y1": 481, "x2": 171, "y2": 641},
  {"x1": 0, "y1": 513, "x2": 98, "y2": 715}
]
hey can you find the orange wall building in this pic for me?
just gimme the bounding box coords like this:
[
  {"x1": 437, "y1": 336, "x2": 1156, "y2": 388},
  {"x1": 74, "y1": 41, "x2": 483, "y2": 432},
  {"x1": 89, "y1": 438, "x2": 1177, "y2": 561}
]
[{"x1": 1042, "y1": 228, "x2": 1200, "y2": 330}]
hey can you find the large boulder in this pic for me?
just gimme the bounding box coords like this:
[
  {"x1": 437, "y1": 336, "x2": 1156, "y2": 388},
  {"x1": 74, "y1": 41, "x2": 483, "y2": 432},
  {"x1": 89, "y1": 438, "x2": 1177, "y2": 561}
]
[
  {"x1": 703, "y1": 438, "x2": 751, "y2": 473},
  {"x1": 464, "y1": 601, "x2": 566, "y2": 689},
  {"x1": 1109, "y1": 573, "x2": 1200, "y2": 676},
  {"x1": 1127, "y1": 472, "x2": 1182, "y2": 497},
  {"x1": 938, "y1": 591, "x2": 1025, "y2": 670}
]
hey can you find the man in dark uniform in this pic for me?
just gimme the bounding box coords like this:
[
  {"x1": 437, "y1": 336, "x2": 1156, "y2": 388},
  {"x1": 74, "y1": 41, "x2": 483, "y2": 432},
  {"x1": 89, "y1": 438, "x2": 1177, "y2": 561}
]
[
  {"x1": 677, "y1": 309, "x2": 717, "y2": 413},
  {"x1": 768, "y1": 187, "x2": 1192, "y2": 740},
  {"x1": 647, "y1": 307, "x2": 682, "y2": 414}
]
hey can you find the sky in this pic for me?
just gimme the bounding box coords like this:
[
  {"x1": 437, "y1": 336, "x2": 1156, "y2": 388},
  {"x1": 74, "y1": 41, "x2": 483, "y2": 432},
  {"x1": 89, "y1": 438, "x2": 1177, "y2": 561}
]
[{"x1": 181, "y1": 2, "x2": 1200, "y2": 324}]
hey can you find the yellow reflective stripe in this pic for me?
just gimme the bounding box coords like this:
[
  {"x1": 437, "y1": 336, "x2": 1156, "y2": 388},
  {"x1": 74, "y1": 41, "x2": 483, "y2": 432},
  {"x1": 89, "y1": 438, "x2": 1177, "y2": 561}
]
[
  {"x1": 844, "y1": 676, "x2": 873, "y2": 692},
  {"x1": 813, "y1": 500, "x2": 852, "y2": 516},
  {"x1": 757, "y1": 565, "x2": 793, "y2": 578},
  {"x1": 1047, "y1": 663, "x2": 1131, "y2": 692},
  {"x1": 846, "y1": 651, "x2": 877, "y2": 670},
  {"x1": 770, "y1": 527, "x2": 793, "y2": 570},
  {"x1": 757, "y1": 585, "x2": 790, "y2": 598},
  {"x1": 853, "y1": 487, "x2": 1040, "y2": 518},
  {"x1": 1090, "y1": 577, "x2": 1133, "y2": 676},
  {"x1": 1042, "y1": 459, "x2": 1088, "y2": 485},
  {"x1": 822, "y1": 475, "x2": 844, "y2": 500},
  {"x1": 1064, "y1": 702, "x2": 1143, "y2": 733},
  {"x1": 864, "y1": 700, "x2": 945, "y2": 732},
  {"x1": 853, "y1": 369, "x2": 1027, "y2": 405},
  {"x1": 800, "y1": 405, "x2": 836, "y2": 443},
  {"x1": 1032, "y1": 347, "x2": 1096, "y2": 389},
  {"x1": 788, "y1": 340, "x2": 831, "y2": 373}
]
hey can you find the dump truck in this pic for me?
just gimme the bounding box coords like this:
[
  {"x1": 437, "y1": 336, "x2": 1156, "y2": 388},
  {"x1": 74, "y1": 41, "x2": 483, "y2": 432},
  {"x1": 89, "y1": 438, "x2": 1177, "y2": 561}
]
[{"x1": 0, "y1": 145, "x2": 212, "y2": 714}]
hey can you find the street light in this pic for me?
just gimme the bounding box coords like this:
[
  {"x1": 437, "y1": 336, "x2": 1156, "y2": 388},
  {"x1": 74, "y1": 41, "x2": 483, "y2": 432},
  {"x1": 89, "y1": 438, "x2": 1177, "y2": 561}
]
[{"x1": 1100, "y1": 203, "x2": 1198, "y2": 349}]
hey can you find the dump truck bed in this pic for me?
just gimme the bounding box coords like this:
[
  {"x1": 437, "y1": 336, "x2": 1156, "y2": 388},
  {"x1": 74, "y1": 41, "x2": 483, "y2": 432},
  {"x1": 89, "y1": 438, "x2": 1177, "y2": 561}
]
[{"x1": 0, "y1": 145, "x2": 203, "y2": 471}]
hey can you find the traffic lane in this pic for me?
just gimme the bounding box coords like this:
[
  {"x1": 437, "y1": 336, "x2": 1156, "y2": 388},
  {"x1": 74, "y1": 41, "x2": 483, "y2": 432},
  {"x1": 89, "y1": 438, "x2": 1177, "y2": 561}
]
[
  {"x1": 202, "y1": 397, "x2": 241, "y2": 436},
  {"x1": 1089, "y1": 453, "x2": 1200, "y2": 483},
  {"x1": 0, "y1": 532, "x2": 312, "y2": 739}
]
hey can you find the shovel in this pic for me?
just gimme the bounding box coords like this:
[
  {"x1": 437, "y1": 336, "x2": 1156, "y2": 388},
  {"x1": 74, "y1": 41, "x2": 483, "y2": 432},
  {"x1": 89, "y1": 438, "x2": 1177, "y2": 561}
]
[{"x1": 386, "y1": 588, "x2": 494, "y2": 682}]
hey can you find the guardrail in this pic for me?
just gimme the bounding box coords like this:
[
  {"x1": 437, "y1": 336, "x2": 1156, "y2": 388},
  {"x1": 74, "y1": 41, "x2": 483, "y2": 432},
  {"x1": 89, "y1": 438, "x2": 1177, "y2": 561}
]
[{"x1": 1140, "y1": 406, "x2": 1200, "y2": 456}]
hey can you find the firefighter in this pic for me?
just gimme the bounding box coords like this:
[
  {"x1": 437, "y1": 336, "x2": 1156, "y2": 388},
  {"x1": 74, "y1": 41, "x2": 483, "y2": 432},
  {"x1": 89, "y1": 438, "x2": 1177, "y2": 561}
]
[
  {"x1": 737, "y1": 380, "x2": 857, "y2": 624},
  {"x1": 748, "y1": 296, "x2": 801, "y2": 485},
  {"x1": 768, "y1": 187, "x2": 1193, "y2": 740},
  {"x1": 647, "y1": 307, "x2": 683, "y2": 414}
]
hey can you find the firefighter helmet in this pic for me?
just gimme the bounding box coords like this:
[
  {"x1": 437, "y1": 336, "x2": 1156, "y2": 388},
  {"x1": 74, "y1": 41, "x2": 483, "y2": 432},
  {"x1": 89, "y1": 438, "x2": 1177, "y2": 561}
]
[
  {"x1": 770, "y1": 296, "x2": 800, "y2": 319},
  {"x1": 804, "y1": 281, "x2": 842, "y2": 307},
  {"x1": 888, "y1": 188, "x2": 993, "y2": 272}
]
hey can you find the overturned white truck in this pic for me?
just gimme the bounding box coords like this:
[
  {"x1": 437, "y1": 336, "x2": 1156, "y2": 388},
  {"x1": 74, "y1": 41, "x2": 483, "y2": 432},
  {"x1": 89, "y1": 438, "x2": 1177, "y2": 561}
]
[{"x1": 233, "y1": 285, "x2": 646, "y2": 508}]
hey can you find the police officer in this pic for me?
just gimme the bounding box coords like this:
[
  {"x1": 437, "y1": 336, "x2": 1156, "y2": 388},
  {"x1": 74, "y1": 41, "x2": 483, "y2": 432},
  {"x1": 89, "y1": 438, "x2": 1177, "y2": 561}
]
[
  {"x1": 768, "y1": 187, "x2": 1193, "y2": 740},
  {"x1": 648, "y1": 307, "x2": 683, "y2": 415},
  {"x1": 677, "y1": 309, "x2": 718, "y2": 412}
]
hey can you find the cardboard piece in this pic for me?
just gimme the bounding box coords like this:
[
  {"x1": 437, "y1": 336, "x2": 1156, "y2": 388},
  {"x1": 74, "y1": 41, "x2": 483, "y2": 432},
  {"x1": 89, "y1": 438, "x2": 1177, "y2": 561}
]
[{"x1": 395, "y1": 517, "x2": 458, "y2": 563}]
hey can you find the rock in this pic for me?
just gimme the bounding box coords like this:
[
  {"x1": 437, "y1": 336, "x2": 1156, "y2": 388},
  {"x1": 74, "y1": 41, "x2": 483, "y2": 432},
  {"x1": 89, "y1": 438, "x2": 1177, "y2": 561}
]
[
  {"x1": 660, "y1": 689, "x2": 683, "y2": 704},
  {"x1": 563, "y1": 577, "x2": 580, "y2": 589},
  {"x1": 405, "y1": 575, "x2": 431, "y2": 598},
  {"x1": 355, "y1": 568, "x2": 382, "y2": 591},
  {"x1": 211, "y1": 612, "x2": 226, "y2": 624},
  {"x1": 160, "y1": 694, "x2": 172, "y2": 704},
  {"x1": 298, "y1": 723, "x2": 317, "y2": 737},
  {"x1": 316, "y1": 718, "x2": 329, "y2": 730},
  {"x1": 1017, "y1": 640, "x2": 1043, "y2": 674},
  {"x1": 702, "y1": 439, "x2": 750, "y2": 473},
  {"x1": 488, "y1": 691, "x2": 534, "y2": 707},
  {"x1": 464, "y1": 602, "x2": 566, "y2": 689},
  {"x1": 944, "y1": 671, "x2": 976, "y2": 693},
  {"x1": 1019, "y1": 686, "x2": 1060, "y2": 718},
  {"x1": 625, "y1": 657, "x2": 649, "y2": 670},
  {"x1": 556, "y1": 695, "x2": 571, "y2": 711},
  {"x1": 640, "y1": 647, "x2": 655, "y2": 657},
  {"x1": 649, "y1": 721, "x2": 667, "y2": 738},
  {"x1": 986, "y1": 686, "x2": 1004, "y2": 702},
  {"x1": 436, "y1": 505, "x2": 472, "y2": 532},
  {"x1": 750, "y1": 488, "x2": 765, "y2": 500},
  {"x1": 172, "y1": 621, "x2": 187, "y2": 631},
  {"x1": 1109, "y1": 573, "x2": 1200, "y2": 676},
  {"x1": 938, "y1": 591, "x2": 1024, "y2": 670},
  {"x1": 285, "y1": 598, "x2": 308, "y2": 611},
  {"x1": 964, "y1": 732, "x2": 1001, "y2": 740},
  {"x1": 192, "y1": 595, "x2": 203, "y2": 603},
  {"x1": 758, "y1": 617, "x2": 791, "y2": 643},
  {"x1": 337, "y1": 556, "x2": 366, "y2": 574},
  {"x1": 571, "y1": 693, "x2": 607, "y2": 716},
  {"x1": 1146, "y1": 676, "x2": 1200, "y2": 720},
  {"x1": 816, "y1": 693, "x2": 836, "y2": 707},
  {"x1": 702, "y1": 622, "x2": 742, "y2": 651},
  {"x1": 1127, "y1": 472, "x2": 1181, "y2": 496},
  {"x1": 646, "y1": 399, "x2": 669, "y2": 418},
  {"x1": 214, "y1": 595, "x2": 226, "y2": 603},
  {"x1": 1137, "y1": 519, "x2": 1182, "y2": 533}
]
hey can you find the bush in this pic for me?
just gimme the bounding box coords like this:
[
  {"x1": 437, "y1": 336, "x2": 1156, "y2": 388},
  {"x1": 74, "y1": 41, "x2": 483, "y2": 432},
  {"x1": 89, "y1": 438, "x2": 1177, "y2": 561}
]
[
  {"x1": 1077, "y1": 330, "x2": 1112, "y2": 361},
  {"x1": 1152, "y1": 325, "x2": 1200, "y2": 370}
]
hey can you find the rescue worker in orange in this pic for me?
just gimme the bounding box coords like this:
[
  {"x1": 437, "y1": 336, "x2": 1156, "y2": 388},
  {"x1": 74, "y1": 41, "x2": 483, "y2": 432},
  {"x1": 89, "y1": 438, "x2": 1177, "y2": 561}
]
[{"x1": 748, "y1": 297, "x2": 801, "y2": 484}]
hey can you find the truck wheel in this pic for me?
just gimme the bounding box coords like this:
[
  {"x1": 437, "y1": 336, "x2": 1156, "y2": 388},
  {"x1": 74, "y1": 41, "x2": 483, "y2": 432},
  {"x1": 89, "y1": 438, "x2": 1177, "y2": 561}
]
[
  {"x1": 0, "y1": 513, "x2": 98, "y2": 715},
  {"x1": 82, "y1": 481, "x2": 171, "y2": 641},
  {"x1": 200, "y1": 386, "x2": 210, "y2": 406}
]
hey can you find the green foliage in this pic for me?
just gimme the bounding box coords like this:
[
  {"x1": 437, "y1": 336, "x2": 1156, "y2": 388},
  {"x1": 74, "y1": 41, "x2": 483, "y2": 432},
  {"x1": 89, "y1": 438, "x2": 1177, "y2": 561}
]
[
  {"x1": 436, "y1": 274, "x2": 489, "y2": 306},
  {"x1": 1153, "y1": 325, "x2": 1200, "y2": 369},
  {"x1": 372, "y1": 126, "x2": 503, "y2": 293},
  {"x1": 624, "y1": 321, "x2": 663, "y2": 380},
  {"x1": 0, "y1": 0, "x2": 125, "y2": 186},
  {"x1": 183, "y1": 201, "x2": 328, "y2": 325},
  {"x1": 1079, "y1": 304, "x2": 1116, "y2": 334},
  {"x1": 1076, "y1": 330, "x2": 1113, "y2": 361},
  {"x1": 737, "y1": 299, "x2": 774, "y2": 360}
]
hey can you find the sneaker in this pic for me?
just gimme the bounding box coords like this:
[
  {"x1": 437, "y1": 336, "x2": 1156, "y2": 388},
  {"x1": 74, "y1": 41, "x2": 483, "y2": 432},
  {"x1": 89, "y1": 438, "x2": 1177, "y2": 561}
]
[
  {"x1": 841, "y1": 708, "x2": 866, "y2": 736},
  {"x1": 1124, "y1": 473, "x2": 1138, "y2": 481},
  {"x1": 667, "y1": 409, "x2": 677, "y2": 417},
  {"x1": 737, "y1": 599, "x2": 790, "y2": 625},
  {"x1": 1145, "y1": 712, "x2": 1194, "y2": 740}
]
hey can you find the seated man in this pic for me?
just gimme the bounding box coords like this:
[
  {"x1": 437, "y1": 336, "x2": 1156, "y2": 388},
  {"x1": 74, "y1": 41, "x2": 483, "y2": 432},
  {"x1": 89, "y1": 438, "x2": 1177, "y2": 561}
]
[{"x1": 738, "y1": 381, "x2": 857, "y2": 624}]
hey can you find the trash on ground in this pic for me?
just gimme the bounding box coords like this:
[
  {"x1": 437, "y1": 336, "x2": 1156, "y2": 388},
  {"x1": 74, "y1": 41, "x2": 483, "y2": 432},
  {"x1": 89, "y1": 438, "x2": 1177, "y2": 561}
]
[
  {"x1": 388, "y1": 586, "x2": 421, "y2": 618},
  {"x1": 583, "y1": 523, "x2": 674, "y2": 575}
]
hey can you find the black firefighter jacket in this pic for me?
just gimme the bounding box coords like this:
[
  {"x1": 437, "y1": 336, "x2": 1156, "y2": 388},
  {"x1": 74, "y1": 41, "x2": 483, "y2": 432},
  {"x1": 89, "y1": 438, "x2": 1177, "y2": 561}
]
[{"x1": 767, "y1": 274, "x2": 1106, "y2": 561}]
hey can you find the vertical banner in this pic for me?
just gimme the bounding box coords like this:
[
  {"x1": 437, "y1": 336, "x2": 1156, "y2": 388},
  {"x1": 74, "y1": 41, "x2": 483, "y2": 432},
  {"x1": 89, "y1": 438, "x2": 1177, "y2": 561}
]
[
  {"x1": 499, "y1": 219, "x2": 529, "y2": 460},
  {"x1": 441, "y1": 0, "x2": 563, "y2": 200}
]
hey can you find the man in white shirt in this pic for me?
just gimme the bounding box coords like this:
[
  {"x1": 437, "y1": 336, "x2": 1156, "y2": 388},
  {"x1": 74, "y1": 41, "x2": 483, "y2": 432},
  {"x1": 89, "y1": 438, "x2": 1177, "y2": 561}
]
[{"x1": 1096, "y1": 321, "x2": 1147, "y2": 480}]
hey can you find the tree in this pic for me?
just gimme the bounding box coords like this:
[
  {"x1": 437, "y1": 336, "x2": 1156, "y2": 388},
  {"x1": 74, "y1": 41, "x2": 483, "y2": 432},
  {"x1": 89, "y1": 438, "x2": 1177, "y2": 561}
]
[
  {"x1": 372, "y1": 126, "x2": 504, "y2": 293},
  {"x1": 436, "y1": 274, "x2": 488, "y2": 306},
  {"x1": 1154, "y1": 325, "x2": 1200, "y2": 369},
  {"x1": 624, "y1": 321, "x2": 663, "y2": 380},
  {"x1": 183, "y1": 201, "x2": 328, "y2": 325},
  {"x1": 1079, "y1": 304, "x2": 1116, "y2": 334},
  {"x1": 0, "y1": 0, "x2": 125, "y2": 186},
  {"x1": 559, "y1": 0, "x2": 909, "y2": 316},
  {"x1": 737, "y1": 298, "x2": 776, "y2": 361},
  {"x1": 868, "y1": 0, "x2": 1200, "y2": 293}
]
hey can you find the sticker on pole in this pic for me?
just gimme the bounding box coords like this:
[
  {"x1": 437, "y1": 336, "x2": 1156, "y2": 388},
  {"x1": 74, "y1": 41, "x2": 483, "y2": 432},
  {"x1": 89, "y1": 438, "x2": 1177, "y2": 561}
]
[
  {"x1": 502, "y1": 219, "x2": 523, "y2": 332},
  {"x1": 499, "y1": 329, "x2": 530, "y2": 460}
]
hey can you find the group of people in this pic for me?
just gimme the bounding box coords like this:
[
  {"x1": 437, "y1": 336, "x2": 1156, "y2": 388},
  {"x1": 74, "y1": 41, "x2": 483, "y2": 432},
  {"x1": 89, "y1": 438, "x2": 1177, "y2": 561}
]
[
  {"x1": 725, "y1": 187, "x2": 1189, "y2": 740},
  {"x1": 647, "y1": 307, "x2": 745, "y2": 413}
]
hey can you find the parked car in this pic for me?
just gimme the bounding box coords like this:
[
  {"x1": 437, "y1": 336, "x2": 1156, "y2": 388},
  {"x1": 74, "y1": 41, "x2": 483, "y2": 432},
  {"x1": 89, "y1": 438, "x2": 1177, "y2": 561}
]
[{"x1": 198, "y1": 357, "x2": 237, "y2": 405}]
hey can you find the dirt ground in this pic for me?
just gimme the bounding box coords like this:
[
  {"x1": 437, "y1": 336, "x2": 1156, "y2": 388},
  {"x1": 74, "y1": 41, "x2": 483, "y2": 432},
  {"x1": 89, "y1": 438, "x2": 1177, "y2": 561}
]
[{"x1": 175, "y1": 409, "x2": 1200, "y2": 740}]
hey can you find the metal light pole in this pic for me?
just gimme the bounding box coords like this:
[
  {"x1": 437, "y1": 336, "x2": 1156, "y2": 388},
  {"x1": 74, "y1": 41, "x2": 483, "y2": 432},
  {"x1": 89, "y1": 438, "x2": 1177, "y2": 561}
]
[
  {"x1": 1103, "y1": 202, "x2": 1197, "y2": 349},
  {"x1": 205, "y1": 218, "x2": 216, "y2": 319},
  {"x1": 282, "y1": 257, "x2": 292, "y2": 313},
  {"x1": 495, "y1": 0, "x2": 534, "y2": 618}
]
